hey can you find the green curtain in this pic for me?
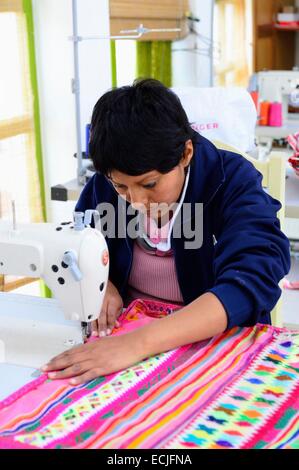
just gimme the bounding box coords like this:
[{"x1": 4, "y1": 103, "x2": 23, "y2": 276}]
[
  {"x1": 136, "y1": 41, "x2": 172, "y2": 87},
  {"x1": 22, "y1": 0, "x2": 47, "y2": 222},
  {"x1": 23, "y1": 0, "x2": 51, "y2": 298},
  {"x1": 110, "y1": 40, "x2": 118, "y2": 88}
]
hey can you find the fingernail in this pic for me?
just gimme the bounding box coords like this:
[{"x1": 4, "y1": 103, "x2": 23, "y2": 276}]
[
  {"x1": 70, "y1": 378, "x2": 78, "y2": 385},
  {"x1": 42, "y1": 365, "x2": 49, "y2": 371},
  {"x1": 106, "y1": 329, "x2": 111, "y2": 335},
  {"x1": 91, "y1": 331, "x2": 98, "y2": 337},
  {"x1": 99, "y1": 331, "x2": 106, "y2": 337},
  {"x1": 48, "y1": 372, "x2": 56, "y2": 378}
]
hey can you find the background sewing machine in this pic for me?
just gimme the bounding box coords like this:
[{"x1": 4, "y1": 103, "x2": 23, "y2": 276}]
[
  {"x1": 0, "y1": 209, "x2": 109, "y2": 371},
  {"x1": 256, "y1": 70, "x2": 299, "y2": 145}
]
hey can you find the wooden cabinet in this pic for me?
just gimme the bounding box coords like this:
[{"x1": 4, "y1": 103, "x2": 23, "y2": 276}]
[{"x1": 253, "y1": 0, "x2": 296, "y2": 71}]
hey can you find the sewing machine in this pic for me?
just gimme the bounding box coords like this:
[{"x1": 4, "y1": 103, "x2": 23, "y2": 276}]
[
  {"x1": 0, "y1": 209, "x2": 109, "y2": 369},
  {"x1": 257, "y1": 70, "x2": 299, "y2": 124},
  {"x1": 254, "y1": 70, "x2": 299, "y2": 158}
]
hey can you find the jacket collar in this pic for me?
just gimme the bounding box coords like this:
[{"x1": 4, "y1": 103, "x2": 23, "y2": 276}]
[{"x1": 184, "y1": 134, "x2": 226, "y2": 210}]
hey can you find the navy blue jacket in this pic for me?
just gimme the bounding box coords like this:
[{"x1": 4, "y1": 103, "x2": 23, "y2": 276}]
[{"x1": 75, "y1": 135, "x2": 290, "y2": 328}]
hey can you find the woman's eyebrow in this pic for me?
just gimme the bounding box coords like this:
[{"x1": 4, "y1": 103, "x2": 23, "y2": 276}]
[
  {"x1": 139, "y1": 176, "x2": 159, "y2": 184},
  {"x1": 108, "y1": 176, "x2": 126, "y2": 186},
  {"x1": 112, "y1": 180, "x2": 126, "y2": 186},
  {"x1": 110, "y1": 174, "x2": 159, "y2": 185}
]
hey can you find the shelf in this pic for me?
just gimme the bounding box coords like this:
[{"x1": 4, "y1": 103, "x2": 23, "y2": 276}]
[
  {"x1": 256, "y1": 122, "x2": 299, "y2": 139},
  {"x1": 274, "y1": 23, "x2": 299, "y2": 31}
]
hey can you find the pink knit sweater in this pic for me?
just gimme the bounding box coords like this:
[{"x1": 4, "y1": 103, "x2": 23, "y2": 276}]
[{"x1": 125, "y1": 240, "x2": 184, "y2": 307}]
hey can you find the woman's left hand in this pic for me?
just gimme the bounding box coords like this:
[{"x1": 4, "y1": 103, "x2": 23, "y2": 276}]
[{"x1": 42, "y1": 332, "x2": 145, "y2": 385}]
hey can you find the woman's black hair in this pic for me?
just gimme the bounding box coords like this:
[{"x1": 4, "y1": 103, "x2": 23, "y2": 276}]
[{"x1": 89, "y1": 78, "x2": 197, "y2": 176}]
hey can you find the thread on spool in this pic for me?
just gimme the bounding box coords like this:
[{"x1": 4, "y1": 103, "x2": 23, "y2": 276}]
[
  {"x1": 268, "y1": 102, "x2": 282, "y2": 127},
  {"x1": 259, "y1": 101, "x2": 270, "y2": 126}
]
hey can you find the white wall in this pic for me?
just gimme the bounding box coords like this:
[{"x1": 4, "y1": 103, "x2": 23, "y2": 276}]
[
  {"x1": 32, "y1": 0, "x2": 112, "y2": 222},
  {"x1": 172, "y1": 0, "x2": 214, "y2": 87}
]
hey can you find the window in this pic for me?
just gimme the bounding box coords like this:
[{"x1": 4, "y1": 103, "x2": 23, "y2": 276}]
[
  {"x1": 214, "y1": 0, "x2": 253, "y2": 87},
  {"x1": 0, "y1": 0, "x2": 45, "y2": 293},
  {"x1": 114, "y1": 40, "x2": 136, "y2": 87}
]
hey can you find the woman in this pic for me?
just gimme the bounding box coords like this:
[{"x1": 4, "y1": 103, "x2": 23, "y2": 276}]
[{"x1": 43, "y1": 79, "x2": 290, "y2": 385}]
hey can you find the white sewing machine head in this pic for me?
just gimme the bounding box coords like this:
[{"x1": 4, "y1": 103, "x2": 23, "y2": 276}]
[
  {"x1": 257, "y1": 70, "x2": 299, "y2": 123},
  {"x1": 0, "y1": 210, "x2": 109, "y2": 340}
]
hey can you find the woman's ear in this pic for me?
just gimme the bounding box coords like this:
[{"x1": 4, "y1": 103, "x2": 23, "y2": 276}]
[{"x1": 181, "y1": 139, "x2": 194, "y2": 167}]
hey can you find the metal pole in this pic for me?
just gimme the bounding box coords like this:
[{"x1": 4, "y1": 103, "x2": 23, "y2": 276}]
[
  {"x1": 12, "y1": 200, "x2": 16, "y2": 231},
  {"x1": 210, "y1": 0, "x2": 215, "y2": 87},
  {"x1": 72, "y1": 0, "x2": 84, "y2": 183}
]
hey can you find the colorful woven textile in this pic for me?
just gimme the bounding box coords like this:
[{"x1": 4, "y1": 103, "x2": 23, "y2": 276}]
[{"x1": 0, "y1": 299, "x2": 298, "y2": 449}]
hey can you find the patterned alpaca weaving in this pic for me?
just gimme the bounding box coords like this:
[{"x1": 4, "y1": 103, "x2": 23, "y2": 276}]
[{"x1": 0, "y1": 299, "x2": 298, "y2": 449}]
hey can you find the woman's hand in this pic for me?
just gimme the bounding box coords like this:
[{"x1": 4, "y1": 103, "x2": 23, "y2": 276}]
[
  {"x1": 91, "y1": 280, "x2": 123, "y2": 337},
  {"x1": 42, "y1": 332, "x2": 145, "y2": 385}
]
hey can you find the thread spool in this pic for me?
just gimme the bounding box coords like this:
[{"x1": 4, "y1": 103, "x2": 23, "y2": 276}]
[
  {"x1": 259, "y1": 101, "x2": 270, "y2": 126},
  {"x1": 268, "y1": 102, "x2": 283, "y2": 127},
  {"x1": 250, "y1": 91, "x2": 259, "y2": 111}
]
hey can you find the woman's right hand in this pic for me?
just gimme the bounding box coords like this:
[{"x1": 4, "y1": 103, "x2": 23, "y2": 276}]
[{"x1": 90, "y1": 280, "x2": 123, "y2": 337}]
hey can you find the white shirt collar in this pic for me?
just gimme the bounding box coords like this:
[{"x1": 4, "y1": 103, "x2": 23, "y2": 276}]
[{"x1": 138, "y1": 166, "x2": 190, "y2": 252}]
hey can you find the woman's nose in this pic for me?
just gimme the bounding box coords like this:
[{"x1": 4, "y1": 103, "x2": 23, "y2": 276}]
[
  {"x1": 131, "y1": 200, "x2": 148, "y2": 213},
  {"x1": 128, "y1": 189, "x2": 148, "y2": 212}
]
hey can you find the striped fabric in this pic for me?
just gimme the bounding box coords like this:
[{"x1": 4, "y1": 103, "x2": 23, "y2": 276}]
[
  {"x1": 287, "y1": 132, "x2": 299, "y2": 176},
  {"x1": 0, "y1": 299, "x2": 298, "y2": 449},
  {"x1": 287, "y1": 132, "x2": 299, "y2": 156}
]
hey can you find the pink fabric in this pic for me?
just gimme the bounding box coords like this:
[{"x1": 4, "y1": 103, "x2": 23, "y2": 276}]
[
  {"x1": 283, "y1": 278, "x2": 299, "y2": 290},
  {"x1": 126, "y1": 241, "x2": 184, "y2": 306}
]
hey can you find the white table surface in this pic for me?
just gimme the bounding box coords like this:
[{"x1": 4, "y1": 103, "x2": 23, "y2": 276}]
[
  {"x1": 0, "y1": 364, "x2": 40, "y2": 401},
  {"x1": 0, "y1": 293, "x2": 82, "y2": 401}
]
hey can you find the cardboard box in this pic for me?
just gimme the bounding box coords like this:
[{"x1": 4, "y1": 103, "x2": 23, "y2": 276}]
[{"x1": 283, "y1": 6, "x2": 296, "y2": 14}]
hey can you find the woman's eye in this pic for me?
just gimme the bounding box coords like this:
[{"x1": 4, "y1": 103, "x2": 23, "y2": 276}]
[{"x1": 143, "y1": 182, "x2": 156, "y2": 189}]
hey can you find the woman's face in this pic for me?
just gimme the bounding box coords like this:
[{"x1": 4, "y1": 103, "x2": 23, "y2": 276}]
[{"x1": 108, "y1": 140, "x2": 193, "y2": 220}]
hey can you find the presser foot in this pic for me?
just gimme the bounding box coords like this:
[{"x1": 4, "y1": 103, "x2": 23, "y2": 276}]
[{"x1": 81, "y1": 322, "x2": 92, "y2": 342}]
